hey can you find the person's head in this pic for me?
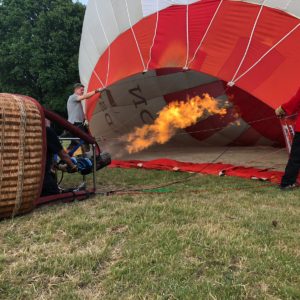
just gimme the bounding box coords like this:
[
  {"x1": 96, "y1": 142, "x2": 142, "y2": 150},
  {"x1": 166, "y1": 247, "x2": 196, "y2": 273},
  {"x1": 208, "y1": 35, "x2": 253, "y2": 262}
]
[{"x1": 74, "y1": 83, "x2": 84, "y2": 95}]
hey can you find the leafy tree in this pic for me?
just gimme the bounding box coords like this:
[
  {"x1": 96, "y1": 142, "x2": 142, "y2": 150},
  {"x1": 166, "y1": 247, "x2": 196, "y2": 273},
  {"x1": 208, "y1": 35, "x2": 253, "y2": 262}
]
[{"x1": 0, "y1": 0, "x2": 85, "y2": 113}]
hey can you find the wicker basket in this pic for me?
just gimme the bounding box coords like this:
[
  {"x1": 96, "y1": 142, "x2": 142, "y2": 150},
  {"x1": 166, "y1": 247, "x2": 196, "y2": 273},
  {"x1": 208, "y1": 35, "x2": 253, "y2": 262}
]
[{"x1": 0, "y1": 94, "x2": 45, "y2": 219}]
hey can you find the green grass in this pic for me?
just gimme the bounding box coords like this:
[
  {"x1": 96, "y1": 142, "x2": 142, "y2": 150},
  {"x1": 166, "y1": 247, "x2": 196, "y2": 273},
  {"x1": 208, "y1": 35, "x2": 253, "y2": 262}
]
[{"x1": 0, "y1": 168, "x2": 300, "y2": 299}]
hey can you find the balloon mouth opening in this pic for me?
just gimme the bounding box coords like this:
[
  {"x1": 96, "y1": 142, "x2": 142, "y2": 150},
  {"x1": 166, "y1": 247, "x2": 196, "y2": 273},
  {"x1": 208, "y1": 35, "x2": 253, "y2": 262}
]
[{"x1": 91, "y1": 68, "x2": 284, "y2": 147}]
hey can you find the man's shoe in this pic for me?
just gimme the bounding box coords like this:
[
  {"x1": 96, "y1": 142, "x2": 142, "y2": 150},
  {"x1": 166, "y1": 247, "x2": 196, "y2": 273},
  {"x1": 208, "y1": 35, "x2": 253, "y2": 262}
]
[{"x1": 279, "y1": 183, "x2": 298, "y2": 190}]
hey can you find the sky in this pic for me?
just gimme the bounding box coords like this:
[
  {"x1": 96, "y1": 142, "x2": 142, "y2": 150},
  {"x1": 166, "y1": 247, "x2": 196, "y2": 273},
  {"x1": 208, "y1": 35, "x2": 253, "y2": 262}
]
[{"x1": 78, "y1": 0, "x2": 88, "y2": 5}]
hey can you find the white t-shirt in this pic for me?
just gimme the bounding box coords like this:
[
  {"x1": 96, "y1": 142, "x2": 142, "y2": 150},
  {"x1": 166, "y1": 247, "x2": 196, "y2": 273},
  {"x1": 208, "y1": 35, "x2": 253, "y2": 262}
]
[{"x1": 67, "y1": 94, "x2": 85, "y2": 123}]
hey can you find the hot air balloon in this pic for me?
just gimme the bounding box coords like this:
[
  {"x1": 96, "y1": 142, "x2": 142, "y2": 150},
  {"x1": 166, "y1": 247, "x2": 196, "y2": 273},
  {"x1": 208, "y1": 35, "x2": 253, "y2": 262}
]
[{"x1": 79, "y1": 0, "x2": 300, "y2": 150}]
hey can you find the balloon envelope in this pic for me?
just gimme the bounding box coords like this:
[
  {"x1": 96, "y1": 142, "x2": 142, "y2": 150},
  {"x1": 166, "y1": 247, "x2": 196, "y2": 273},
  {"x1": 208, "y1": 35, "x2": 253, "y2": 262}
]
[{"x1": 79, "y1": 0, "x2": 300, "y2": 148}]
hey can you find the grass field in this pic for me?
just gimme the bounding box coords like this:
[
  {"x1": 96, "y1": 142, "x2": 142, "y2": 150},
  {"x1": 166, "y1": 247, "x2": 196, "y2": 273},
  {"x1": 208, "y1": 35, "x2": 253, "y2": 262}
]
[{"x1": 0, "y1": 168, "x2": 299, "y2": 299}]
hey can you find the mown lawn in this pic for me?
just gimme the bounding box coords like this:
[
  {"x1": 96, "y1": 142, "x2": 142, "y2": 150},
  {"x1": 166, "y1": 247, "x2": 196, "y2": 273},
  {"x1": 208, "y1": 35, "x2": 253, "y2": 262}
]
[{"x1": 0, "y1": 168, "x2": 299, "y2": 299}]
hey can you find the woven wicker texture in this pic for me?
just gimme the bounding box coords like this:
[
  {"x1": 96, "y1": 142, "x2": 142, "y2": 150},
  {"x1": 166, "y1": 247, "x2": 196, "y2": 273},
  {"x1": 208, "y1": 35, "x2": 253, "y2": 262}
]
[{"x1": 0, "y1": 94, "x2": 44, "y2": 219}]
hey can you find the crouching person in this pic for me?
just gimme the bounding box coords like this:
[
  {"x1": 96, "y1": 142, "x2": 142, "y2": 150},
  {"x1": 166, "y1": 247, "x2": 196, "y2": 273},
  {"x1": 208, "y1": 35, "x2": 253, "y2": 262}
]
[
  {"x1": 275, "y1": 87, "x2": 300, "y2": 190},
  {"x1": 41, "y1": 126, "x2": 78, "y2": 196}
]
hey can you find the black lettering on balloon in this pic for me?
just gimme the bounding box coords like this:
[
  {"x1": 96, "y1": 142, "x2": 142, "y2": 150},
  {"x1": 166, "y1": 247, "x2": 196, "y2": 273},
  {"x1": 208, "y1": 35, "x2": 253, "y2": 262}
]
[
  {"x1": 105, "y1": 113, "x2": 113, "y2": 126},
  {"x1": 140, "y1": 110, "x2": 154, "y2": 125},
  {"x1": 105, "y1": 89, "x2": 117, "y2": 107},
  {"x1": 98, "y1": 101, "x2": 107, "y2": 112},
  {"x1": 129, "y1": 85, "x2": 147, "y2": 108}
]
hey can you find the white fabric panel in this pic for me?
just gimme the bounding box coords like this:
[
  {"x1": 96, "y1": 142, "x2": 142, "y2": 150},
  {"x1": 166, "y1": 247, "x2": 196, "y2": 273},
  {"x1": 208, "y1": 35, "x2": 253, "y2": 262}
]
[
  {"x1": 90, "y1": 70, "x2": 220, "y2": 143},
  {"x1": 93, "y1": 0, "x2": 119, "y2": 43},
  {"x1": 141, "y1": 0, "x2": 200, "y2": 17},
  {"x1": 78, "y1": 48, "x2": 91, "y2": 86},
  {"x1": 79, "y1": 0, "x2": 144, "y2": 85},
  {"x1": 111, "y1": 0, "x2": 143, "y2": 32},
  {"x1": 79, "y1": 0, "x2": 300, "y2": 86},
  {"x1": 79, "y1": 0, "x2": 121, "y2": 85},
  {"x1": 79, "y1": 0, "x2": 201, "y2": 84},
  {"x1": 202, "y1": 118, "x2": 249, "y2": 146},
  {"x1": 279, "y1": 0, "x2": 300, "y2": 18},
  {"x1": 79, "y1": 29, "x2": 101, "y2": 79},
  {"x1": 240, "y1": 0, "x2": 300, "y2": 18},
  {"x1": 79, "y1": 39, "x2": 96, "y2": 86}
]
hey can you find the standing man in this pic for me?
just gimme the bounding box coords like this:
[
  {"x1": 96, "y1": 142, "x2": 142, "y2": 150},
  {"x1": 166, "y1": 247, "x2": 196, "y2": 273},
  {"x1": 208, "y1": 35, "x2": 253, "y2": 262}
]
[
  {"x1": 67, "y1": 83, "x2": 102, "y2": 128},
  {"x1": 67, "y1": 83, "x2": 102, "y2": 152},
  {"x1": 275, "y1": 87, "x2": 300, "y2": 190}
]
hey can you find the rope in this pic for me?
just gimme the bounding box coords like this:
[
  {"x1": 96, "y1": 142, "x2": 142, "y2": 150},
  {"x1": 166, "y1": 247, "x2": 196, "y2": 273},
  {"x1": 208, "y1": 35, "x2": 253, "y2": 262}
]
[
  {"x1": 228, "y1": 22, "x2": 300, "y2": 86},
  {"x1": 96, "y1": 146, "x2": 232, "y2": 195},
  {"x1": 219, "y1": 147, "x2": 286, "y2": 175},
  {"x1": 97, "y1": 125, "x2": 285, "y2": 196},
  {"x1": 0, "y1": 107, "x2": 5, "y2": 194},
  {"x1": 96, "y1": 144, "x2": 277, "y2": 196},
  {"x1": 110, "y1": 182, "x2": 275, "y2": 196},
  {"x1": 146, "y1": 0, "x2": 159, "y2": 70},
  {"x1": 173, "y1": 115, "x2": 278, "y2": 136},
  {"x1": 57, "y1": 170, "x2": 64, "y2": 186},
  {"x1": 96, "y1": 114, "x2": 279, "y2": 142},
  {"x1": 125, "y1": 0, "x2": 147, "y2": 72},
  {"x1": 183, "y1": 1, "x2": 190, "y2": 70},
  {"x1": 97, "y1": 144, "x2": 280, "y2": 196},
  {"x1": 228, "y1": 0, "x2": 267, "y2": 86},
  {"x1": 86, "y1": 27, "x2": 109, "y2": 88},
  {"x1": 188, "y1": 0, "x2": 224, "y2": 68},
  {"x1": 130, "y1": 146, "x2": 231, "y2": 192},
  {"x1": 12, "y1": 95, "x2": 27, "y2": 217},
  {"x1": 83, "y1": 46, "x2": 105, "y2": 88},
  {"x1": 94, "y1": 0, "x2": 111, "y2": 87}
]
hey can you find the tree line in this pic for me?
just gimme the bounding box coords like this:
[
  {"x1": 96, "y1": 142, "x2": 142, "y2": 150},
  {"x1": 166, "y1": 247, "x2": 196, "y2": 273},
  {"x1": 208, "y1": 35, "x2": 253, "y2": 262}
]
[{"x1": 0, "y1": 0, "x2": 85, "y2": 114}]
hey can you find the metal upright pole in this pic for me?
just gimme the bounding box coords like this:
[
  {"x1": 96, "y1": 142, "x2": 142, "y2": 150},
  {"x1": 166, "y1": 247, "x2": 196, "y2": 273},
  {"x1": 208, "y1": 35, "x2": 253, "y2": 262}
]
[{"x1": 92, "y1": 144, "x2": 97, "y2": 192}]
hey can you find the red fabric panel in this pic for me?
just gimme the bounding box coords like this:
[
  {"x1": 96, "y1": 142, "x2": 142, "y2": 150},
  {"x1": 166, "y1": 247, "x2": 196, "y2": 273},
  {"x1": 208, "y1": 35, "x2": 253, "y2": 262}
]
[
  {"x1": 193, "y1": 1, "x2": 300, "y2": 107},
  {"x1": 110, "y1": 159, "x2": 293, "y2": 184},
  {"x1": 163, "y1": 80, "x2": 238, "y2": 141},
  {"x1": 87, "y1": 0, "x2": 300, "y2": 119},
  {"x1": 86, "y1": 14, "x2": 157, "y2": 119},
  {"x1": 163, "y1": 79, "x2": 225, "y2": 100},
  {"x1": 97, "y1": 13, "x2": 156, "y2": 85},
  {"x1": 85, "y1": 93, "x2": 101, "y2": 124},
  {"x1": 228, "y1": 86, "x2": 284, "y2": 144},
  {"x1": 228, "y1": 127, "x2": 262, "y2": 146},
  {"x1": 196, "y1": 1, "x2": 261, "y2": 77},
  {"x1": 149, "y1": 4, "x2": 187, "y2": 68}
]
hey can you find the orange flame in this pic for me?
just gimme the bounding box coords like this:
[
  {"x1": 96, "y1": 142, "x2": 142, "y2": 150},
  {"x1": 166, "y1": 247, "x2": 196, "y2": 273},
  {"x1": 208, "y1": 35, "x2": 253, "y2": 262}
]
[{"x1": 125, "y1": 94, "x2": 227, "y2": 154}]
